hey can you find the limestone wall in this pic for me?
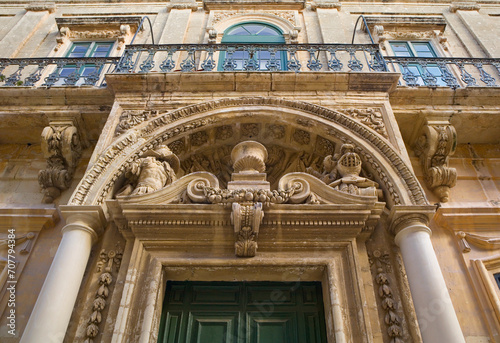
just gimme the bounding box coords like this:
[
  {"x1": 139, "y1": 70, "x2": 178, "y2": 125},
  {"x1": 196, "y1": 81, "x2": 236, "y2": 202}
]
[{"x1": 0, "y1": 1, "x2": 499, "y2": 342}]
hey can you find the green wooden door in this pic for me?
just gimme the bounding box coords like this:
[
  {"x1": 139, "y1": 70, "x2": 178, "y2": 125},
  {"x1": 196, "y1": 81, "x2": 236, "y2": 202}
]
[{"x1": 158, "y1": 281, "x2": 328, "y2": 343}]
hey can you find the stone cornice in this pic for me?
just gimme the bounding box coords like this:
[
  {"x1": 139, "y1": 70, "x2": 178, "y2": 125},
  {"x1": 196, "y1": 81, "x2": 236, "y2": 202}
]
[
  {"x1": 0, "y1": 207, "x2": 59, "y2": 231},
  {"x1": 435, "y1": 206, "x2": 500, "y2": 233},
  {"x1": 25, "y1": 2, "x2": 56, "y2": 13},
  {"x1": 167, "y1": 3, "x2": 199, "y2": 11},
  {"x1": 310, "y1": 1, "x2": 341, "y2": 10},
  {"x1": 449, "y1": 2, "x2": 481, "y2": 12}
]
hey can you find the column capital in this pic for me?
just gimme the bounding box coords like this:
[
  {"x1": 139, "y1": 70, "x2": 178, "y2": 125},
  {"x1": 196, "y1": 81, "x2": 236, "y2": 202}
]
[
  {"x1": 388, "y1": 205, "x2": 436, "y2": 236},
  {"x1": 59, "y1": 205, "x2": 107, "y2": 243}
]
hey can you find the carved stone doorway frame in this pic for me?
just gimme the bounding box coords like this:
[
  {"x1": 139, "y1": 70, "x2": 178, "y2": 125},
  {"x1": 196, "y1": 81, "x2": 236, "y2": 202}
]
[{"x1": 111, "y1": 240, "x2": 375, "y2": 343}]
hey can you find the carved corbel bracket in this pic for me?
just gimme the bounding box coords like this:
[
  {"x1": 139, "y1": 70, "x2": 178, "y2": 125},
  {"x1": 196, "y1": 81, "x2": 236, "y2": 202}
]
[
  {"x1": 207, "y1": 27, "x2": 217, "y2": 44},
  {"x1": 231, "y1": 202, "x2": 264, "y2": 257},
  {"x1": 55, "y1": 27, "x2": 70, "y2": 52},
  {"x1": 414, "y1": 121, "x2": 457, "y2": 202},
  {"x1": 39, "y1": 120, "x2": 82, "y2": 203}
]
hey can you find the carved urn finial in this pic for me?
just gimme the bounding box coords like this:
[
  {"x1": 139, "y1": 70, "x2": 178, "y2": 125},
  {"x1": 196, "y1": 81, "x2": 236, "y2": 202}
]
[{"x1": 231, "y1": 141, "x2": 268, "y2": 174}]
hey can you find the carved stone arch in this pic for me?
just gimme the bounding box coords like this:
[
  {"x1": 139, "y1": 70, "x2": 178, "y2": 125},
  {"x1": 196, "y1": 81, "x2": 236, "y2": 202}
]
[
  {"x1": 209, "y1": 12, "x2": 300, "y2": 44},
  {"x1": 69, "y1": 97, "x2": 427, "y2": 208}
]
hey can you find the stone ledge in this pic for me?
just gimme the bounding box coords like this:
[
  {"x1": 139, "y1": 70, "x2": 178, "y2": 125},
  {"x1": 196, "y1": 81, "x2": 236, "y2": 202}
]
[
  {"x1": 435, "y1": 206, "x2": 500, "y2": 232},
  {"x1": 0, "y1": 206, "x2": 59, "y2": 231},
  {"x1": 105, "y1": 71, "x2": 400, "y2": 94}
]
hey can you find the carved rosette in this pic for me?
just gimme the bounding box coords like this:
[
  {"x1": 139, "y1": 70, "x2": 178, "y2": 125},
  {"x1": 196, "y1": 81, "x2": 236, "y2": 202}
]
[
  {"x1": 414, "y1": 123, "x2": 457, "y2": 202},
  {"x1": 39, "y1": 122, "x2": 82, "y2": 203}
]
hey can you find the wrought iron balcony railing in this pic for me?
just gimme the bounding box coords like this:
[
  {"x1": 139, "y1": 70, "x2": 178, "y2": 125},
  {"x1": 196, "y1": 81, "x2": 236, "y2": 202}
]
[
  {"x1": 1, "y1": 44, "x2": 499, "y2": 89},
  {"x1": 384, "y1": 56, "x2": 500, "y2": 89},
  {"x1": 0, "y1": 56, "x2": 120, "y2": 87},
  {"x1": 115, "y1": 43, "x2": 386, "y2": 73}
]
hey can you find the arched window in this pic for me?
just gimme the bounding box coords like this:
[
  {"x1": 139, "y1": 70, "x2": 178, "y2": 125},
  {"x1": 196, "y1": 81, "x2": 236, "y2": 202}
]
[{"x1": 219, "y1": 22, "x2": 287, "y2": 71}]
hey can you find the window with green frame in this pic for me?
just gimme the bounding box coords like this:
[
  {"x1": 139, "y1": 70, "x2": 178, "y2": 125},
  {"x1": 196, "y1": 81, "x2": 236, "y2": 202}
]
[
  {"x1": 219, "y1": 23, "x2": 287, "y2": 71},
  {"x1": 58, "y1": 41, "x2": 114, "y2": 84},
  {"x1": 390, "y1": 41, "x2": 448, "y2": 86}
]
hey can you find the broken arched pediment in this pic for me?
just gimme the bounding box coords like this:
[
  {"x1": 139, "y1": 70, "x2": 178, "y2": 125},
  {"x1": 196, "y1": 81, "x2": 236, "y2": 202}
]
[
  {"x1": 70, "y1": 97, "x2": 427, "y2": 209},
  {"x1": 109, "y1": 141, "x2": 385, "y2": 257}
]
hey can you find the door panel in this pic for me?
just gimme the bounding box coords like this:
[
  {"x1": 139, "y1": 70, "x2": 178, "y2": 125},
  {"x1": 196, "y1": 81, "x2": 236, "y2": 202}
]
[
  {"x1": 247, "y1": 312, "x2": 297, "y2": 343},
  {"x1": 158, "y1": 281, "x2": 327, "y2": 343},
  {"x1": 187, "y1": 312, "x2": 239, "y2": 343}
]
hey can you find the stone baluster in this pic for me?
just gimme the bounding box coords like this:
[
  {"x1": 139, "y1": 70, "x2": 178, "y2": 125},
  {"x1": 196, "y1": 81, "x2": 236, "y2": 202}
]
[{"x1": 20, "y1": 206, "x2": 106, "y2": 343}]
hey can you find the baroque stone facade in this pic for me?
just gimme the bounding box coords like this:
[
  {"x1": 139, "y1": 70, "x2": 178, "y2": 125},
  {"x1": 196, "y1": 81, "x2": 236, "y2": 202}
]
[{"x1": 0, "y1": 1, "x2": 499, "y2": 343}]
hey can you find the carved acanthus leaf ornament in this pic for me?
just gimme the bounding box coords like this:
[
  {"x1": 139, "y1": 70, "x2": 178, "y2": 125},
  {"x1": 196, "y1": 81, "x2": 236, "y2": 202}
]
[
  {"x1": 414, "y1": 122, "x2": 457, "y2": 202},
  {"x1": 115, "y1": 110, "x2": 159, "y2": 136},
  {"x1": 375, "y1": 26, "x2": 448, "y2": 51},
  {"x1": 232, "y1": 202, "x2": 263, "y2": 257},
  {"x1": 342, "y1": 108, "x2": 388, "y2": 138},
  {"x1": 39, "y1": 122, "x2": 82, "y2": 203}
]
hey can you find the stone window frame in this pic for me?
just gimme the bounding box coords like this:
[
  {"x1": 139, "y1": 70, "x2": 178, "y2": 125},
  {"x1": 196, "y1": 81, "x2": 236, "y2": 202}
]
[
  {"x1": 361, "y1": 15, "x2": 460, "y2": 86},
  {"x1": 52, "y1": 16, "x2": 143, "y2": 55},
  {"x1": 436, "y1": 207, "x2": 500, "y2": 340},
  {"x1": 41, "y1": 16, "x2": 142, "y2": 86},
  {"x1": 206, "y1": 11, "x2": 301, "y2": 44},
  {"x1": 471, "y1": 255, "x2": 500, "y2": 335},
  {"x1": 362, "y1": 15, "x2": 450, "y2": 56}
]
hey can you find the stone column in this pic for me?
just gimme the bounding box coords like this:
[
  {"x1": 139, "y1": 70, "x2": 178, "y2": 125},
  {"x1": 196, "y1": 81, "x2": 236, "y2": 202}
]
[
  {"x1": 20, "y1": 206, "x2": 106, "y2": 343},
  {"x1": 390, "y1": 206, "x2": 465, "y2": 343}
]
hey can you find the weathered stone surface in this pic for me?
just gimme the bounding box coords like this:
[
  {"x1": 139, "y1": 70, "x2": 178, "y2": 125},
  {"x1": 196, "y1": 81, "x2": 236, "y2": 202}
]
[{"x1": 0, "y1": 1, "x2": 499, "y2": 343}]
